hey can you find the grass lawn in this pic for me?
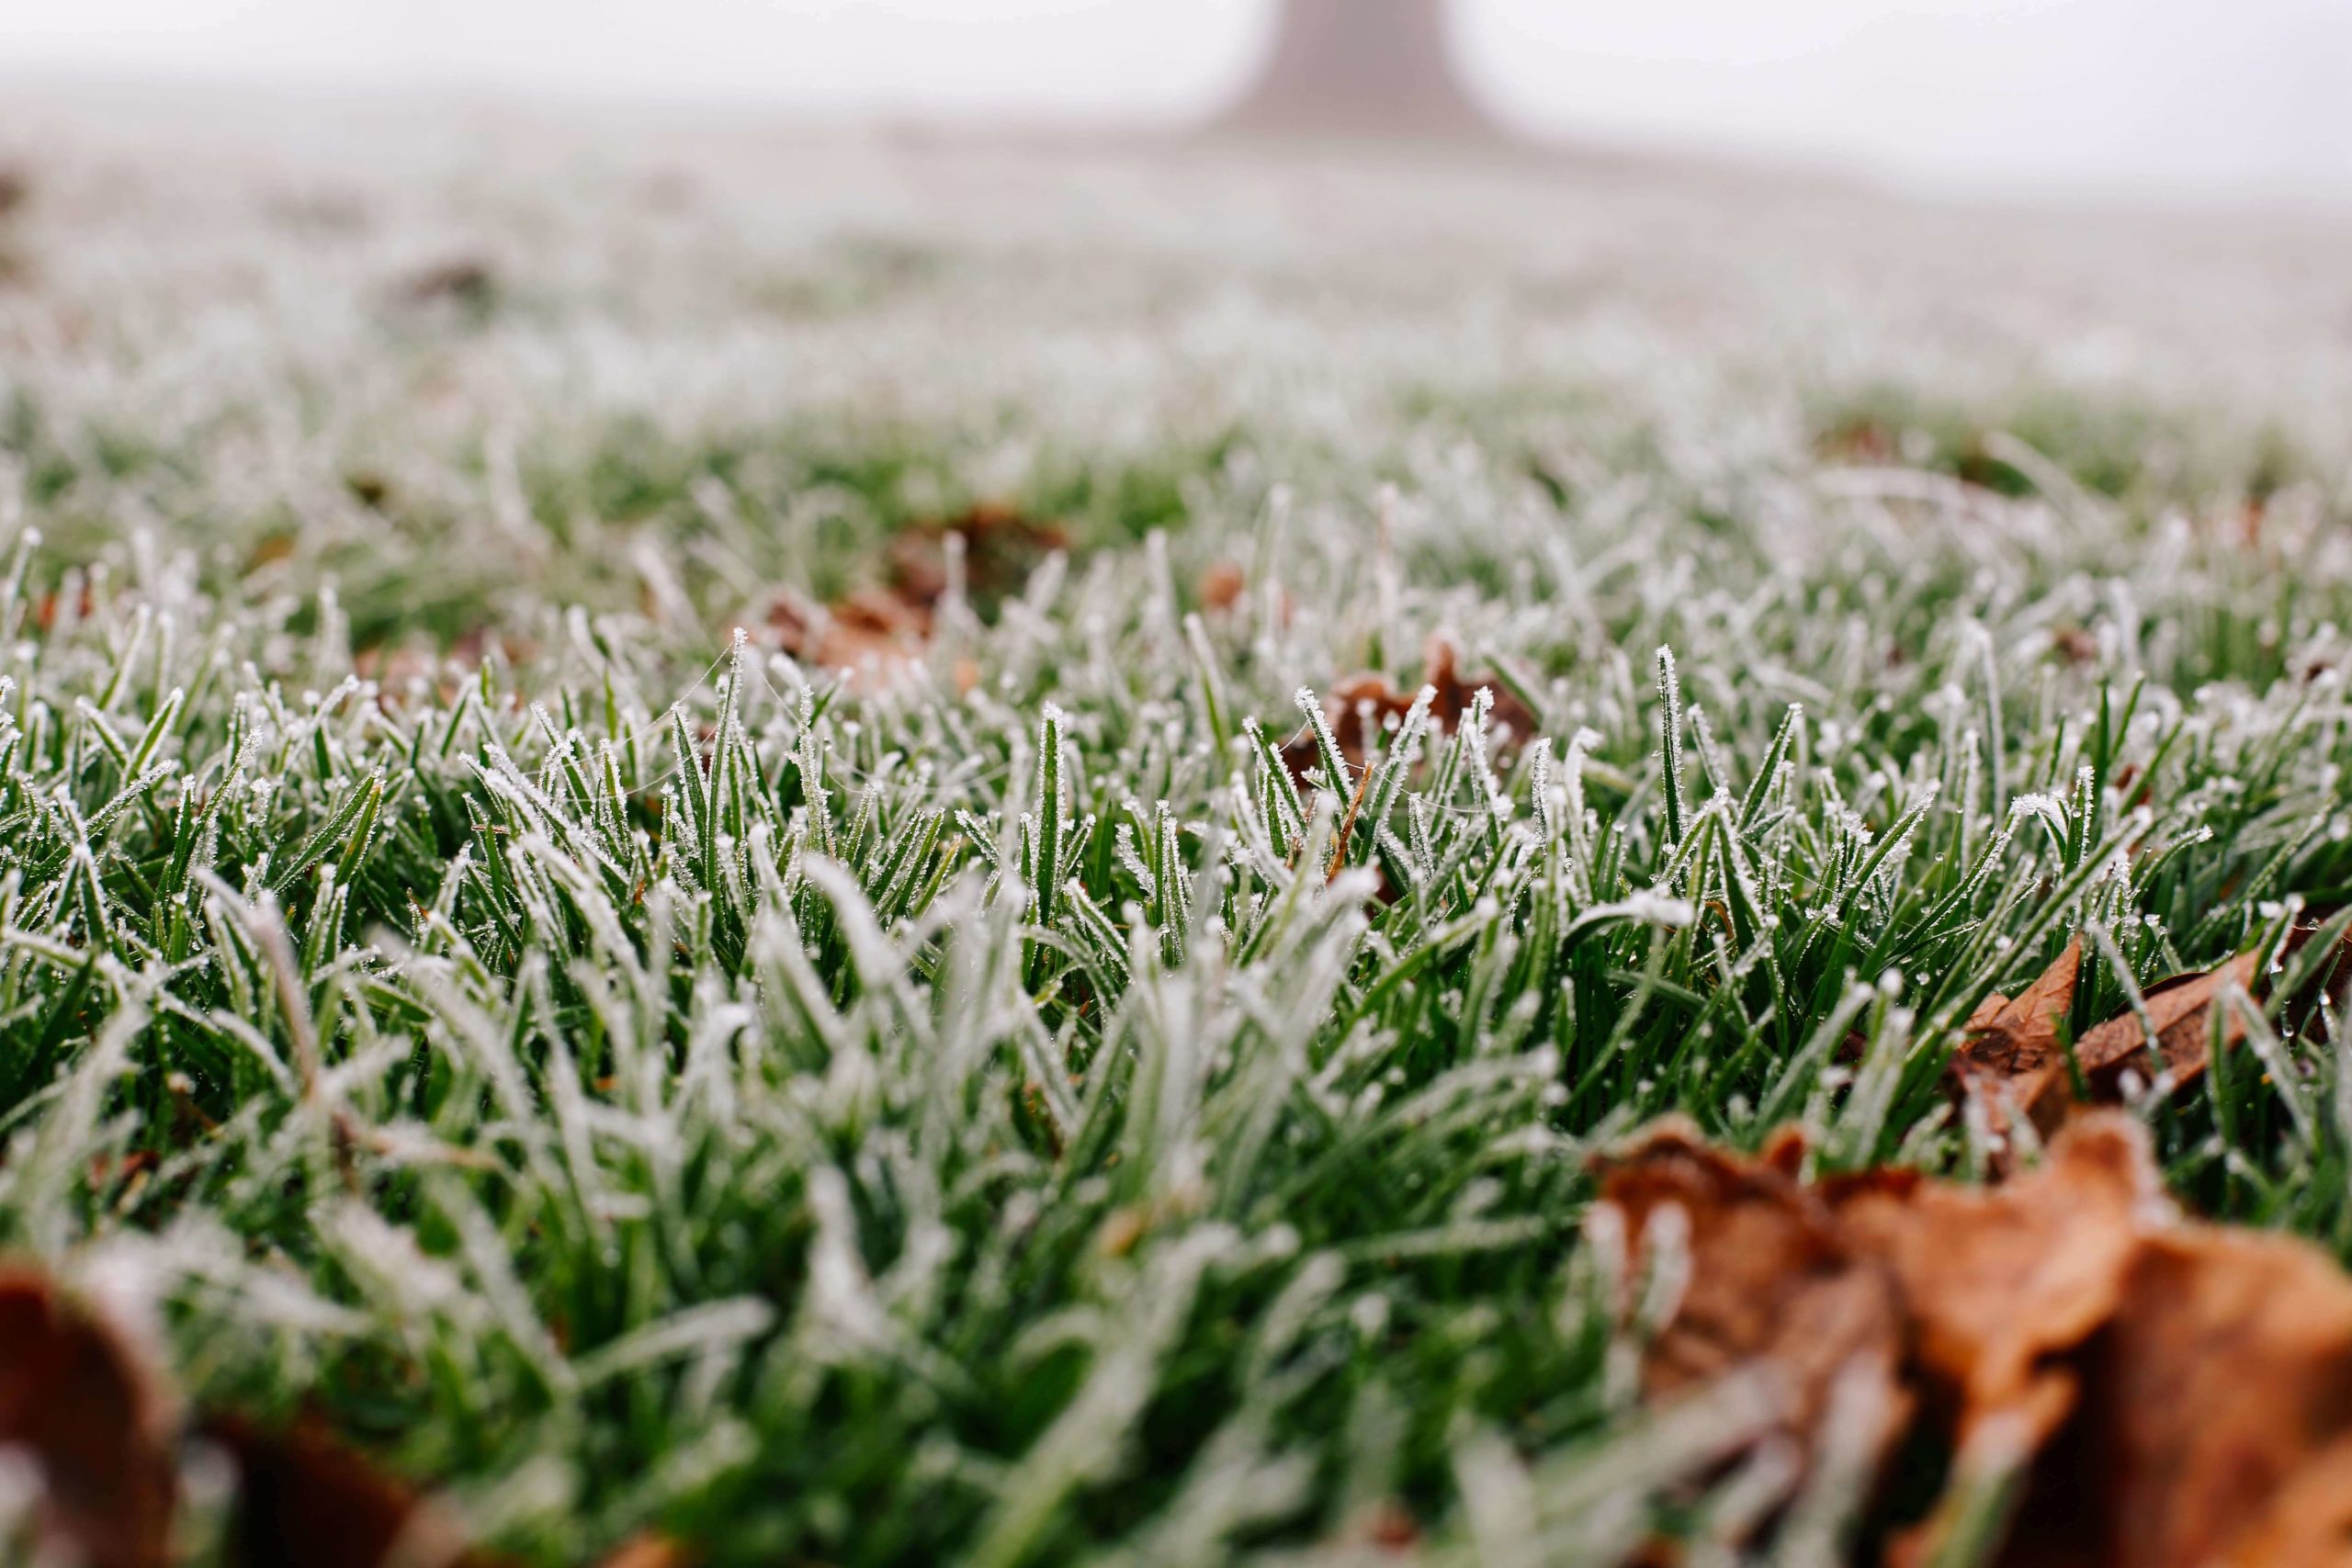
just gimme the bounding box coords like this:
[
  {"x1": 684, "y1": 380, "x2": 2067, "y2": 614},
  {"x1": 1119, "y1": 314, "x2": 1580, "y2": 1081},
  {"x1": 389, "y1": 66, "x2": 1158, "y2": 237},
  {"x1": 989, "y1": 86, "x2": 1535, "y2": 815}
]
[{"x1": 5, "y1": 93, "x2": 2352, "y2": 1565}]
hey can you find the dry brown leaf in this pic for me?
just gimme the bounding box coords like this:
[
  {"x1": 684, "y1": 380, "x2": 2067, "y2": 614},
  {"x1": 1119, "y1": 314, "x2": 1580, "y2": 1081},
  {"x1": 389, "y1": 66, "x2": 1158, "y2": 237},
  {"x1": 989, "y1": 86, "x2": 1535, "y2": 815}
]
[
  {"x1": 1288, "y1": 637, "x2": 1542, "y2": 783},
  {"x1": 1197, "y1": 558, "x2": 1247, "y2": 612},
  {"x1": 765, "y1": 587, "x2": 933, "y2": 687},
  {"x1": 1951, "y1": 934, "x2": 2342, "y2": 1152},
  {"x1": 763, "y1": 504, "x2": 1065, "y2": 690},
  {"x1": 1957, "y1": 938, "x2": 2082, "y2": 1071},
  {"x1": 1608, "y1": 1112, "x2": 2352, "y2": 1567},
  {"x1": 0, "y1": 1271, "x2": 177, "y2": 1568},
  {"x1": 1195, "y1": 559, "x2": 1295, "y2": 625},
  {"x1": 1950, "y1": 938, "x2": 2083, "y2": 1147},
  {"x1": 2222, "y1": 1438, "x2": 2352, "y2": 1568},
  {"x1": 1830, "y1": 1113, "x2": 2154, "y2": 1455},
  {"x1": 593, "y1": 1535, "x2": 696, "y2": 1568},
  {"x1": 1594, "y1": 1120, "x2": 1909, "y2": 1466},
  {"x1": 216, "y1": 1416, "x2": 694, "y2": 1568},
  {"x1": 0, "y1": 1261, "x2": 678, "y2": 1568},
  {"x1": 2061, "y1": 1226, "x2": 2352, "y2": 1568},
  {"x1": 1954, "y1": 1215, "x2": 2352, "y2": 1568},
  {"x1": 210, "y1": 1416, "x2": 500, "y2": 1568},
  {"x1": 2069, "y1": 950, "x2": 2261, "y2": 1093},
  {"x1": 885, "y1": 503, "x2": 1067, "y2": 612}
]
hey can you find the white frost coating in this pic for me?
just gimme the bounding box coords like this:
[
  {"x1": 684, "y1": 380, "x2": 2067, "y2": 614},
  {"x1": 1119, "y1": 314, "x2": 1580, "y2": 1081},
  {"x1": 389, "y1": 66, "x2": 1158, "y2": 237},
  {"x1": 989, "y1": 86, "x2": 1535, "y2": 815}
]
[{"x1": 573, "y1": 1297, "x2": 779, "y2": 1390}]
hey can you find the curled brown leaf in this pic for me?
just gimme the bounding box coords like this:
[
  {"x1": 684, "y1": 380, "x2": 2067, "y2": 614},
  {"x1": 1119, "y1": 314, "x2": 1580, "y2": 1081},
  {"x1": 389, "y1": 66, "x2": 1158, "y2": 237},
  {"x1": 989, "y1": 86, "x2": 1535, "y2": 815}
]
[
  {"x1": 1950, "y1": 937, "x2": 2083, "y2": 1146},
  {"x1": 2074, "y1": 1226, "x2": 2352, "y2": 1568},
  {"x1": 1594, "y1": 1120, "x2": 1910, "y2": 1471},
  {"x1": 0, "y1": 1260, "x2": 687, "y2": 1568},
  {"x1": 1286, "y1": 637, "x2": 1542, "y2": 782},
  {"x1": 594, "y1": 1535, "x2": 696, "y2": 1568},
  {"x1": 1603, "y1": 1113, "x2": 2352, "y2": 1568},
  {"x1": 1828, "y1": 1113, "x2": 2153, "y2": 1453},
  {"x1": 1197, "y1": 558, "x2": 1247, "y2": 612},
  {"x1": 1951, "y1": 931, "x2": 2347, "y2": 1153},
  {"x1": 2068, "y1": 951, "x2": 2261, "y2": 1094},
  {"x1": 209, "y1": 1416, "x2": 501, "y2": 1568},
  {"x1": 885, "y1": 503, "x2": 1066, "y2": 612},
  {"x1": 0, "y1": 1271, "x2": 176, "y2": 1568},
  {"x1": 765, "y1": 587, "x2": 933, "y2": 688},
  {"x1": 763, "y1": 503, "x2": 1065, "y2": 691}
]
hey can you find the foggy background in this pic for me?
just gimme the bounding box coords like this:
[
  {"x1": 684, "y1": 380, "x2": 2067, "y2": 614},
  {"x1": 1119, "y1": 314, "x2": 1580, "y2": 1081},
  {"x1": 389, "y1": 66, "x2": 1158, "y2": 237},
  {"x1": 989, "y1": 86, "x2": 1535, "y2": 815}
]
[{"x1": 1, "y1": 0, "x2": 2348, "y2": 209}]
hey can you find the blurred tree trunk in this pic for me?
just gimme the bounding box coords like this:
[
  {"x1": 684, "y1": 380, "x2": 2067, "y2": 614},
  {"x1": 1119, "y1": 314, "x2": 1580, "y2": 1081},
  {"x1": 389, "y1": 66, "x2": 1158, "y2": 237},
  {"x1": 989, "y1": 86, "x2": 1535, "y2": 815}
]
[{"x1": 1218, "y1": 0, "x2": 1499, "y2": 141}]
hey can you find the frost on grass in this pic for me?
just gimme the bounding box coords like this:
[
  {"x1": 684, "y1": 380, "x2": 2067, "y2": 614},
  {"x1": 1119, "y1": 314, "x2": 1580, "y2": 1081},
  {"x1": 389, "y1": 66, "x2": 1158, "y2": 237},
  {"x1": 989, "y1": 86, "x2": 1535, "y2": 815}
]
[{"x1": 1, "y1": 98, "x2": 2351, "y2": 1564}]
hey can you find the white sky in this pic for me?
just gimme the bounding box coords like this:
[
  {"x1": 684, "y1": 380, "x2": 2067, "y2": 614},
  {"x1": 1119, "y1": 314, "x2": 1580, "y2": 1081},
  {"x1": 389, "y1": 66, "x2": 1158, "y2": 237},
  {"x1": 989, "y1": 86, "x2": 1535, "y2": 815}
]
[{"x1": 3, "y1": 0, "x2": 2348, "y2": 207}]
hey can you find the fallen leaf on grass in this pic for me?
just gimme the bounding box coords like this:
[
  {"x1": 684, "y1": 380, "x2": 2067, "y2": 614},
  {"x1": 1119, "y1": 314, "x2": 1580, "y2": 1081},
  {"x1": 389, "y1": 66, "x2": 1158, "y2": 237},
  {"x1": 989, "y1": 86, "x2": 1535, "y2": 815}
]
[
  {"x1": 885, "y1": 502, "x2": 1068, "y2": 611},
  {"x1": 2066, "y1": 951, "x2": 2262, "y2": 1095},
  {"x1": 593, "y1": 1535, "x2": 696, "y2": 1568},
  {"x1": 1339, "y1": 637, "x2": 1539, "y2": 755},
  {"x1": 2074, "y1": 1227, "x2": 2352, "y2": 1568},
  {"x1": 1949, "y1": 937, "x2": 2084, "y2": 1153},
  {"x1": 1284, "y1": 637, "x2": 1542, "y2": 781},
  {"x1": 210, "y1": 1416, "x2": 498, "y2": 1568},
  {"x1": 763, "y1": 504, "x2": 1065, "y2": 690},
  {"x1": 765, "y1": 586, "x2": 933, "y2": 688},
  {"x1": 2222, "y1": 1438, "x2": 2352, "y2": 1568},
  {"x1": 1197, "y1": 558, "x2": 1248, "y2": 611},
  {"x1": 1594, "y1": 1122, "x2": 1910, "y2": 1470},
  {"x1": 1904, "y1": 1214, "x2": 2352, "y2": 1568},
  {"x1": 1957, "y1": 937, "x2": 2081, "y2": 1067},
  {"x1": 217, "y1": 1417, "x2": 695, "y2": 1568},
  {"x1": 0, "y1": 1271, "x2": 176, "y2": 1568},
  {"x1": 1828, "y1": 1114, "x2": 2151, "y2": 1455},
  {"x1": 1196, "y1": 558, "x2": 1300, "y2": 626},
  {"x1": 1951, "y1": 934, "x2": 2342, "y2": 1150},
  {"x1": 1600, "y1": 1113, "x2": 2352, "y2": 1567},
  {"x1": 0, "y1": 1258, "x2": 688, "y2": 1568}
]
